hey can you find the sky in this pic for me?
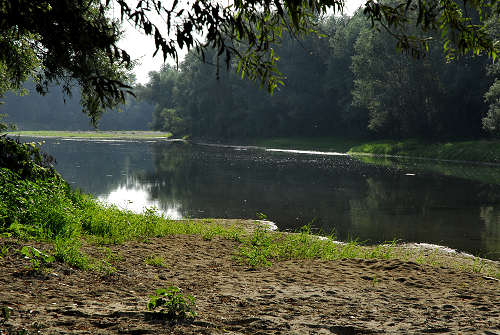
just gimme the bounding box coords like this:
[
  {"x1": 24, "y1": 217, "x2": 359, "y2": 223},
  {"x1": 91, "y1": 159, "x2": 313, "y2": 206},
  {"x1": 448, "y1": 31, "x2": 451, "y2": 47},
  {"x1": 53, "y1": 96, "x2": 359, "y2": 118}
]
[{"x1": 118, "y1": 0, "x2": 365, "y2": 85}]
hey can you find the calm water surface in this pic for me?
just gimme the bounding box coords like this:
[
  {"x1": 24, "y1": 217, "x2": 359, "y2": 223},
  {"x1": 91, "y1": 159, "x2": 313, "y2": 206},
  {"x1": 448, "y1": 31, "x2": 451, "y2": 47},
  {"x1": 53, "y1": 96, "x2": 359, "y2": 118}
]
[{"x1": 29, "y1": 138, "x2": 500, "y2": 260}]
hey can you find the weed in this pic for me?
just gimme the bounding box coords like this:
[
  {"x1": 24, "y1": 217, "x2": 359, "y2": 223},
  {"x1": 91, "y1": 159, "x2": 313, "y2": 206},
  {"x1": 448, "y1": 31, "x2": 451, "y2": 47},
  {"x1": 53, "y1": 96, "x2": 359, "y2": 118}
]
[
  {"x1": 53, "y1": 236, "x2": 89, "y2": 270},
  {"x1": 100, "y1": 246, "x2": 123, "y2": 263},
  {"x1": 19, "y1": 246, "x2": 55, "y2": 272},
  {"x1": 471, "y1": 257, "x2": 485, "y2": 273},
  {"x1": 256, "y1": 212, "x2": 267, "y2": 220},
  {"x1": 202, "y1": 228, "x2": 217, "y2": 241},
  {"x1": 0, "y1": 245, "x2": 9, "y2": 258},
  {"x1": 92, "y1": 259, "x2": 117, "y2": 275},
  {"x1": 1, "y1": 306, "x2": 11, "y2": 323},
  {"x1": 364, "y1": 240, "x2": 396, "y2": 259},
  {"x1": 237, "y1": 223, "x2": 274, "y2": 268},
  {"x1": 147, "y1": 286, "x2": 196, "y2": 319},
  {"x1": 145, "y1": 255, "x2": 167, "y2": 268}
]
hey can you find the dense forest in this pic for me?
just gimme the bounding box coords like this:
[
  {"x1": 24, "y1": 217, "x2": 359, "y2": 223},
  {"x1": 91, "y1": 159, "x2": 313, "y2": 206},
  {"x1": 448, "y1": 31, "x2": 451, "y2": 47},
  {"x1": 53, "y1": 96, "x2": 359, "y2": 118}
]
[
  {"x1": 141, "y1": 10, "x2": 499, "y2": 140},
  {"x1": 2, "y1": 10, "x2": 499, "y2": 140}
]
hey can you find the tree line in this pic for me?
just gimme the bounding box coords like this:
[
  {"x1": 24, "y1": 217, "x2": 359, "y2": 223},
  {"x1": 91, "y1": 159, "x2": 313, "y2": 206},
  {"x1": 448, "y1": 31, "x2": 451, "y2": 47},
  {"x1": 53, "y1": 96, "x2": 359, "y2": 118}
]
[
  {"x1": 139, "y1": 10, "x2": 499, "y2": 140},
  {"x1": 1, "y1": 80, "x2": 153, "y2": 131},
  {"x1": 2, "y1": 9, "x2": 498, "y2": 139}
]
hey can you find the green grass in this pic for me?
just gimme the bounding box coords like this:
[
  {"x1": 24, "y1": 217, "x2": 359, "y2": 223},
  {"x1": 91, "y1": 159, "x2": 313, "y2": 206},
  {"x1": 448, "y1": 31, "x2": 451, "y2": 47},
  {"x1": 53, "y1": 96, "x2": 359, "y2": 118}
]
[
  {"x1": 236, "y1": 223, "x2": 500, "y2": 279},
  {"x1": 0, "y1": 166, "x2": 246, "y2": 270},
  {"x1": 348, "y1": 139, "x2": 500, "y2": 164},
  {"x1": 7, "y1": 130, "x2": 173, "y2": 139},
  {"x1": 144, "y1": 255, "x2": 168, "y2": 268},
  {"x1": 237, "y1": 224, "x2": 396, "y2": 269}
]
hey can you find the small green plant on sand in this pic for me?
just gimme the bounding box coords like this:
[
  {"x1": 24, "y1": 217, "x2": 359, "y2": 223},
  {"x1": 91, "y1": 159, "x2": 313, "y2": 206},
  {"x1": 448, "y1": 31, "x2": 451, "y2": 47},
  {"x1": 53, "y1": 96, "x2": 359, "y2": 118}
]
[
  {"x1": 20, "y1": 246, "x2": 55, "y2": 272},
  {"x1": 1, "y1": 306, "x2": 12, "y2": 323},
  {"x1": 144, "y1": 255, "x2": 167, "y2": 268},
  {"x1": 238, "y1": 222, "x2": 274, "y2": 268},
  {"x1": 147, "y1": 286, "x2": 196, "y2": 319},
  {"x1": 0, "y1": 245, "x2": 9, "y2": 258}
]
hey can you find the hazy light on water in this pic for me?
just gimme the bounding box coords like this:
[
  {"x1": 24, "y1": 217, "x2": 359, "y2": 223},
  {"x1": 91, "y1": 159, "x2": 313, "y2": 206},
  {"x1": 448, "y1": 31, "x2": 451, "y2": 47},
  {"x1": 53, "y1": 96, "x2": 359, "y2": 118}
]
[{"x1": 98, "y1": 184, "x2": 182, "y2": 219}]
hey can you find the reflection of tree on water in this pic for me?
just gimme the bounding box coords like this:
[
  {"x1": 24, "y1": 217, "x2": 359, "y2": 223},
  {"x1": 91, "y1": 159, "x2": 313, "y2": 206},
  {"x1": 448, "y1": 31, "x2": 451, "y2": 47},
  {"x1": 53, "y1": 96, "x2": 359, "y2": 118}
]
[
  {"x1": 144, "y1": 142, "x2": 359, "y2": 229},
  {"x1": 354, "y1": 155, "x2": 500, "y2": 186},
  {"x1": 350, "y1": 177, "x2": 500, "y2": 258},
  {"x1": 40, "y1": 140, "x2": 152, "y2": 195},
  {"x1": 41, "y1": 139, "x2": 183, "y2": 217},
  {"x1": 479, "y1": 207, "x2": 500, "y2": 259}
]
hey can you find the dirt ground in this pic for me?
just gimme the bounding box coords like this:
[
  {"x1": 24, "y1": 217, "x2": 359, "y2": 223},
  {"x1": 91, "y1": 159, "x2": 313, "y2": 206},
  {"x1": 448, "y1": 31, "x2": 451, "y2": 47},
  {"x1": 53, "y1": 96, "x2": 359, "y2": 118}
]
[{"x1": 1, "y1": 234, "x2": 499, "y2": 335}]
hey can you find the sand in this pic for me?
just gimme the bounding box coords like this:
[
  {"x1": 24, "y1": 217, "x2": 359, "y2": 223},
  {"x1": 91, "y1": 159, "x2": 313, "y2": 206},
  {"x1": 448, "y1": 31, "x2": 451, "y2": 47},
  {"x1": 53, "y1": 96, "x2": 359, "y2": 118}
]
[{"x1": 1, "y1": 235, "x2": 499, "y2": 334}]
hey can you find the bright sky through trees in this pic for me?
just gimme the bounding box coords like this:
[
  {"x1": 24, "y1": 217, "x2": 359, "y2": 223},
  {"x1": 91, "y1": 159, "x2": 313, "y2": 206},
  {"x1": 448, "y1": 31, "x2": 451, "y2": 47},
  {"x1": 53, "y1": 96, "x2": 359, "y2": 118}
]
[{"x1": 119, "y1": 0, "x2": 366, "y2": 84}]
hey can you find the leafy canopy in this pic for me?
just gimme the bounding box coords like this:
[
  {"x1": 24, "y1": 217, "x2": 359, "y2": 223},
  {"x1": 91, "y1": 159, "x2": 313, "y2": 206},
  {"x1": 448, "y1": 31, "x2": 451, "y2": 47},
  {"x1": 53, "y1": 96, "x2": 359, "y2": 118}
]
[{"x1": 0, "y1": 0, "x2": 498, "y2": 124}]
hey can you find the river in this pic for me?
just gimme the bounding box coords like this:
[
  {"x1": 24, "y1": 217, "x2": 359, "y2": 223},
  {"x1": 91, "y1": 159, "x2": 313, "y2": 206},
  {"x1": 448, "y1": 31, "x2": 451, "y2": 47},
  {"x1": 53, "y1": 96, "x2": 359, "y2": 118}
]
[{"x1": 26, "y1": 137, "x2": 500, "y2": 260}]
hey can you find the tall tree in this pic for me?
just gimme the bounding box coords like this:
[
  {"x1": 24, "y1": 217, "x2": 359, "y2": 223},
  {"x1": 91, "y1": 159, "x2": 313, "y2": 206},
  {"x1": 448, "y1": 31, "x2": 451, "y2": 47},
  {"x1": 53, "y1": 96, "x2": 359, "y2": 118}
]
[
  {"x1": 481, "y1": 14, "x2": 500, "y2": 136},
  {"x1": 1, "y1": 0, "x2": 497, "y2": 131}
]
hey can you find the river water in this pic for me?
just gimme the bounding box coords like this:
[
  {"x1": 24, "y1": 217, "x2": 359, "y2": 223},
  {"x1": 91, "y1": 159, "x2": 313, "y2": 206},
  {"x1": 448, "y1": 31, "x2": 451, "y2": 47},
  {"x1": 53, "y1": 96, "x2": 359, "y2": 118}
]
[{"x1": 27, "y1": 137, "x2": 500, "y2": 260}]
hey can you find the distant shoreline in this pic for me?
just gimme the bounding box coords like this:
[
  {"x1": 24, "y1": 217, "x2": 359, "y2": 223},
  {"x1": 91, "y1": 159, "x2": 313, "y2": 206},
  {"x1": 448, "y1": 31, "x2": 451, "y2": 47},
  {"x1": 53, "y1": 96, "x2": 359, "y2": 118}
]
[
  {"x1": 8, "y1": 131, "x2": 500, "y2": 164},
  {"x1": 6, "y1": 130, "x2": 173, "y2": 139}
]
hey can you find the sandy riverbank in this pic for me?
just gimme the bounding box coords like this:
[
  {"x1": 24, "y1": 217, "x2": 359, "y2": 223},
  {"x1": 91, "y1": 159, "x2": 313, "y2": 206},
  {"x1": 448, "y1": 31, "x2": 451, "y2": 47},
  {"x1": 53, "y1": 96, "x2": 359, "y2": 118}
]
[{"x1": 1, "y1": 232, "x2": 499, "y2": 335}]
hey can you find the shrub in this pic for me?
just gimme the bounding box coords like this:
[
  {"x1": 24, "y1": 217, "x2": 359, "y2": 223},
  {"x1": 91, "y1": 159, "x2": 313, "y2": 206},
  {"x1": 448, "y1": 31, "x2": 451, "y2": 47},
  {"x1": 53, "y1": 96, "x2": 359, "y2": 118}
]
[{"x1": 147, "y1": 286, "x2": 196, "y2": 320}]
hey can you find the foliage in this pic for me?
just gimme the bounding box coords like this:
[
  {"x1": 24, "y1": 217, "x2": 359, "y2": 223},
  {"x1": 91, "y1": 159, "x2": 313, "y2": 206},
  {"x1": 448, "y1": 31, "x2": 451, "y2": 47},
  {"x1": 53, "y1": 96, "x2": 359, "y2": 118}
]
[
  {"x1": 238, "y1": 224, "x2": 275, "y2": 268},
  {"x1": 153, "y1": 109, "x2": 188, "y2": 136},
  {"x1": 19, "y1": 246, "x2": 55, "y2": 272},
  {"x1": 482, "y1": 65, "x2": 500, "y2": 136},
  {"x1": 141, "y1": 10, "x2": 494, "y2": 140},
  {"x1": 0, "y1": 0, "x2": 133, "y2": 123},
  {"x1": 0, "y1": 136, "x2": 57, "y2": 181},
  {"x1": 116, "y1": 0, "x2": 497, "y2": 92},
  {"x1": 147, "y1": 287, "x2": 196, "y2": 320},
  {"x1": 237, "y1": 223, "x2": 399, "y2": 268},
  {"x1": 1, "y1": 0, "x2": 498, "y2": 131},
  {"x1": 0, "y1": 245, "x2": 9, "y2": 258},
  {"x1": 144, "y1": 255, "x2": 167, "y2": 268},
  {"x1": 351, "y1": 21, "x2": 492, "y2": 138}
]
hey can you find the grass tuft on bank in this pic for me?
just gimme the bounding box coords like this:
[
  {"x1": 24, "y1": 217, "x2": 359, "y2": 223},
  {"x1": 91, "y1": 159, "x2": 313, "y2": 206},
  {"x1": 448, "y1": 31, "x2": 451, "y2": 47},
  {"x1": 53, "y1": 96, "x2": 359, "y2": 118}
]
[{"x1": 237, "y1": 223, "x2": 500, "y2": 279}]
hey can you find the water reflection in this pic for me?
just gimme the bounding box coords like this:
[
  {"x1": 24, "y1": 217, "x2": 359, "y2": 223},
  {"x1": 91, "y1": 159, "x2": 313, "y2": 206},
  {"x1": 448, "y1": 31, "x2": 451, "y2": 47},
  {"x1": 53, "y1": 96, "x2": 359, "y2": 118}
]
[
  {"x1": 25, "y1": 137, "x2": 500, "y2": 260},
  {"x1": 98, "y1": 179, "x2": 182, "y2": 219},
  {"x1": 479, "y1": 206, "x2": 500, "y2": 259}
]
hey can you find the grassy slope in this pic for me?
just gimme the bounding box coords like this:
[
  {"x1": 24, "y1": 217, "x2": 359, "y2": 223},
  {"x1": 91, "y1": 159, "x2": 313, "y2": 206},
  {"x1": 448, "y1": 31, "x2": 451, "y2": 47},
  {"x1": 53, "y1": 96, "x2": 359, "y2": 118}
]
[{"x1": 7, "y1": 130, "x2": 172, "y2": 139}]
